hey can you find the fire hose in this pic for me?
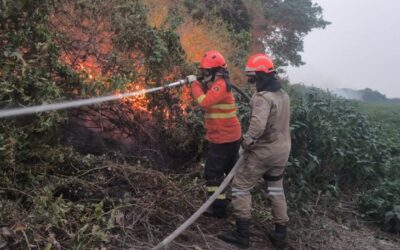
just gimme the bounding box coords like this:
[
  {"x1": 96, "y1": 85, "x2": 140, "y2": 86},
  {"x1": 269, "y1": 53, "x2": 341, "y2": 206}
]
[
  {"x1": 0, "y1": 77, "x2": 250, "y2": 119},
  {"x1": 153, "y1": 155, "x2": 245, "y2": 250},
  {"x1": 0, "y1": 79, "x2": 189, "y2": 119}
]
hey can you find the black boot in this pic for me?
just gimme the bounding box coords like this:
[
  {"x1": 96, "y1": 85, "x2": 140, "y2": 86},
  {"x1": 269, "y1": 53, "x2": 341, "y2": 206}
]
[
  {"x1": 203, "y1": 199, "x2": 227, "y2": 219},
  {"x1": 218, "y1": 218, "x2": 250, "y2": 249},
  {"x1": 268, "y1": 224, "x2": 288, "y2": 249}
]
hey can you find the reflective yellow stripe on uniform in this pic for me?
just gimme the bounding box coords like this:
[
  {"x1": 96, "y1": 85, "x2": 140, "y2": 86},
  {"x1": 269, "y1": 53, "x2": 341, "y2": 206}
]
[
  {"x1": 197, "y1": 94, "x2": 206, "y2": 104},
  {"x1": 207, "y1": 186, "x2": 226, "y2": 199},
  {"x1": 210, "y1": 104, "x2": 236, "y2": 110},
  {"x1": 205, "y1": 111, "x2": 237, "y2": 119},
  {"x1": 217, "y1": 194, "x2": 226, "y2": 200}
]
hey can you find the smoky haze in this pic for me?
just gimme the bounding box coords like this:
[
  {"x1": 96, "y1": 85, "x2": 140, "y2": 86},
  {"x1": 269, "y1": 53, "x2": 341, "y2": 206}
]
[{"x1": 286, "y1": 0, "x2": 400, "y2": 98}]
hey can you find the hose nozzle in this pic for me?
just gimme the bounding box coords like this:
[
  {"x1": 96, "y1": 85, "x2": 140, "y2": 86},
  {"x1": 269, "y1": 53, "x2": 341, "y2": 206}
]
[{"x1": 185, "y1": 75, "x2": 197, "y2": 84}]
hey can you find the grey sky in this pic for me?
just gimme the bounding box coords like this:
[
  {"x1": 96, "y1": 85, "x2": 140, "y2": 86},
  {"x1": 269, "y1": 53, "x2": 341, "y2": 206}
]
[{"x1": 286, "y1": 0, "x2": 400, "y2": 98}]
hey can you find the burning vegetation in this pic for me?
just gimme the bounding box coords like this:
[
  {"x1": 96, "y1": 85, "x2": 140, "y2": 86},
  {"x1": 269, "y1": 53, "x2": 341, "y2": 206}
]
[{"x1": 46, "y1": 0, "x2": 200, "y2": 167}]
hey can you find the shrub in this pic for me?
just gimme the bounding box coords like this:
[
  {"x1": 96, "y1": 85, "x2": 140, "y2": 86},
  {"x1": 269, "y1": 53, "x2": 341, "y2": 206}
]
[
  {"x1": 359, "y1": 180, "x2": 400, "y2": 233},
  {"x1": 286, "y1": 85, "x2": 392, "y2": 206}
]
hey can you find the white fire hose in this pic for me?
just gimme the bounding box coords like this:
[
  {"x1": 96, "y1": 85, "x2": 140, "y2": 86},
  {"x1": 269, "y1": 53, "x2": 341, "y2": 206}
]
[
  {"x1": 0, "y1": 79, "x2": 192, "y2": 119},
  {"x1": 0, "y1": 75, "x2": 250, "y2": 119},
  {"x1": 153, "y1": 155, "x2": 244, "y2": 250}
]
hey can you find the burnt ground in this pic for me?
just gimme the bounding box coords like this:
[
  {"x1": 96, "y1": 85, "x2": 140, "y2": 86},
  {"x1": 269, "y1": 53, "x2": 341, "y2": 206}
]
[{"x1": 1, "y1": 162, "x2": 399, "y2": 249}]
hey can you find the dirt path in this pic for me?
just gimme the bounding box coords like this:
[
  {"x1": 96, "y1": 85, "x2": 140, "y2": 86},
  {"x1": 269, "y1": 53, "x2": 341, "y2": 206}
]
[{"x1": 171, "y1": 212, "x2": 400, "y2": 250}]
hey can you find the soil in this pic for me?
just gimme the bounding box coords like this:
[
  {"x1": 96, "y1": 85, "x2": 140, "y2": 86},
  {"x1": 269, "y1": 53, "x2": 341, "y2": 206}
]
[
  {"x1": 169, "y1": 210, "x2": 400, "y2": 250},
  {"x1": 1, "y1": 163, "x2": 399, "y2": 250}
]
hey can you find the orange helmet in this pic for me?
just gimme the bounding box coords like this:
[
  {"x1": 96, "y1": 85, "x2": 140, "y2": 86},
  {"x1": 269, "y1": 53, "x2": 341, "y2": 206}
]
[
  {"x1": 245, "y1": 53, "x2": 275, "y2": 74},
  {"x1": 199, "y1": 50, "x2": 227, "y2": 69}
]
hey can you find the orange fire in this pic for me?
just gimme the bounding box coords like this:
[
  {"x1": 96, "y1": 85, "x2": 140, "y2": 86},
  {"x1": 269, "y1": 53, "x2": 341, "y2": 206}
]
[
  {"x1": 118, "y1": 83, "x2": 150, "y2": 112},
  {"x1": 52, "y1": 1, "x2": 193, "y2": 116},
  {"x1": 179, "y1": 86, "x2": 191, "y2": 113}
]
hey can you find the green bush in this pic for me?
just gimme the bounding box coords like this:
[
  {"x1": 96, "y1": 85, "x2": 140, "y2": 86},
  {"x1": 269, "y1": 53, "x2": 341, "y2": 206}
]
[
  {"x1": 359, "y1": 180, "x2": 400, "y2": 233},
  {"x1": 0, "y1": 0, "x2": 73, "y2": 170},
  {"x1": 286, "y1": 85, "x2": 393, "y2": 205}
]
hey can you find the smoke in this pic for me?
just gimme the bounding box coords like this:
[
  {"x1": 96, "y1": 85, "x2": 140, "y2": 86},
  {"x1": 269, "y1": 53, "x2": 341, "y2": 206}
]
[
  {"x1": 331, "y1": 88, "x2": 363, "y2": 100},
  {"x1": 286, "y1": 65, "x2": 348, "y2": 93}
]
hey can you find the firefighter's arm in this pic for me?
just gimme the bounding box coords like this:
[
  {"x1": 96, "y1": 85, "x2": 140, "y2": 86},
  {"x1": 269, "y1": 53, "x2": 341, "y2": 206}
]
[
  {"x1": 191, "y1": 80, "x2": 227, "y2": 109},
  {"x1": 242, "y1": 94, "x2": 271, "y2": 150}
]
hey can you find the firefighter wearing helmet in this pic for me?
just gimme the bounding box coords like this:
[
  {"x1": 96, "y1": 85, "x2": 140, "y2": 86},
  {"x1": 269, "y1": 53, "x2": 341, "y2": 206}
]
[
  {"x1": 190, "y1": 50, "x2": 242, "y2": 218},
  {"x1": 218, "y1": 53, "x2": 291, "y2": 249}
]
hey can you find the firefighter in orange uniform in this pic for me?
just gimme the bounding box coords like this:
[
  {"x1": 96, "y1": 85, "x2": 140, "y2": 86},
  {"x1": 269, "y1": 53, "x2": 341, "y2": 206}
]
[{"x1": 190, "y1": 50, "x2": 242, "y2": 218}]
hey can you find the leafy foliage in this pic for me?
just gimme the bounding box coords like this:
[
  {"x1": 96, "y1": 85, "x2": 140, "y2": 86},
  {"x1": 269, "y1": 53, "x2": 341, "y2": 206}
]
[
  {"x1": 285, "y1": 85, "x2": 394, "y2": 208},
  {"x1": 0, "y1": 0, "x2": 78, "y2": 169},
  {"x1": 289, "y1": 86, "x2": 389, "y2": 178},
  {"x1": 182, "y1": 0, "x2": 251, "y2": 76},
  {"x1": 184, "y1": 0, "x2": 251, "y2": 32},
  {"x1": 279, "y1": 85, "x2": 399, "y2": 233},
  {"x1": 263, "y1": 0, "x2": 330, "y2": 66},
  {"x1": 183, "y1": 0, "x2": 330, "y2": 68},
  {"x1": 359, "y1": 181, "x2": 400, "y2": 233},
  {"x1": 358, "y1": 101, "x2": 400, "y2": 148}
]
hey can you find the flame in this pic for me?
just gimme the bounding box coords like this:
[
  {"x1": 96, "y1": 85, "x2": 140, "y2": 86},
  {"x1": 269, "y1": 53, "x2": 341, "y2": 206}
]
[
  {"x1": 50, "y1": 2, "x2": 119, "y2": 80},
  {"x1": 120, "y1": 83, "x2": 150, "y2": 112},
  {"x1": 52, "y1": 1, "x2": 194, "y2": 115},
  {"x1": 179, "y1": 86, "x2": 191, "y2": 113}
]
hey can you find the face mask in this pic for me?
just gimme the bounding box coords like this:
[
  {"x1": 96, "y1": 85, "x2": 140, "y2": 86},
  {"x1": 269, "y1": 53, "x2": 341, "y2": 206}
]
[
  {"x1": 247, "y1": 75, "x2": 256, "y2": 84},
  {"x1": 200, "y1": 69, "x2": 214, "y2": 84}
]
